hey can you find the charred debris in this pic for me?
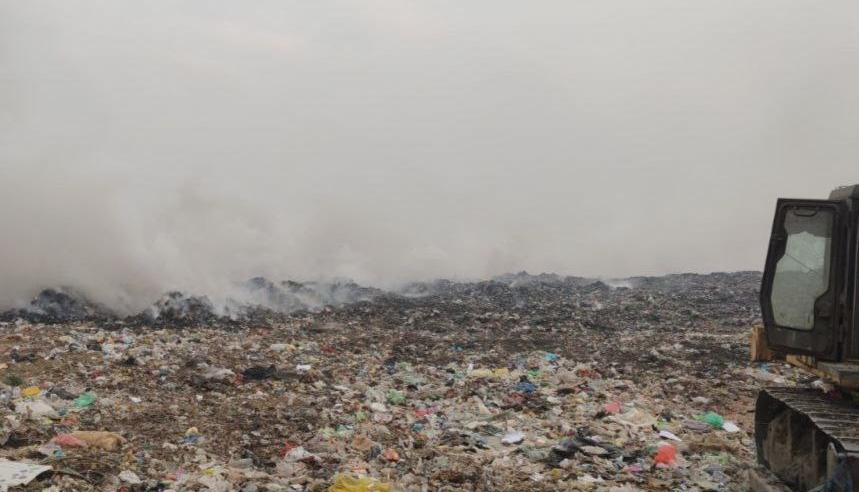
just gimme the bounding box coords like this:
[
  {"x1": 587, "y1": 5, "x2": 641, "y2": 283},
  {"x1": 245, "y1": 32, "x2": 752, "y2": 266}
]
[{"x1": 0, "y1": 272, "x2": 761, "y2": 331}]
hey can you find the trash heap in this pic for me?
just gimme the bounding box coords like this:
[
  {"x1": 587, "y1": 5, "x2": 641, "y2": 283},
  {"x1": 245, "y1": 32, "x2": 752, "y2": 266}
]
[{"x1": 0, "y1": 271, "x2": 805, "y2": 491}]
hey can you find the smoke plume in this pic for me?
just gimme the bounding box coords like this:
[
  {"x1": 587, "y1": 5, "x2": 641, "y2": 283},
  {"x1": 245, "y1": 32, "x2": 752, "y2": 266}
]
[{"x1": 2, "y1": 1, "x2": 859, "y2": 311}]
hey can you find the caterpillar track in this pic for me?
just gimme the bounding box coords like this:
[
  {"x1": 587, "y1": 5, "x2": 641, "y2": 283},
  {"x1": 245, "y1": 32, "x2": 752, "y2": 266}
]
[{"x1": 756, "y1": 387, "x2": 859, "y2": 491}]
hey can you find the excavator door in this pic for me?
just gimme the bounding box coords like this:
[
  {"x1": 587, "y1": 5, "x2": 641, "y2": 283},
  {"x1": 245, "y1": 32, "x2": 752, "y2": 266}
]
[{"x1": 760, "y1": 199, "x2": 844, "y2": 359}]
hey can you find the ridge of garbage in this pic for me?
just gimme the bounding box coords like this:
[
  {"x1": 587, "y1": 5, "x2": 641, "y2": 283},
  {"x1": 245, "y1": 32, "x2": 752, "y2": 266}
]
[{"x1": 0, "y1": 271, "x2": 762, "y2": 329}]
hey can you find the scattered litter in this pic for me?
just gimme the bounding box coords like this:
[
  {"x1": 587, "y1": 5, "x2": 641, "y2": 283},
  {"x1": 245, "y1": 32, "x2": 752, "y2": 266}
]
[
  {"x1": 52, "y1": 434, "x2": 88, "y2": 448},
  {"x1": 15, "y1": 400, "x2": 59, "y2": 420},
  {"x1": 118, "y1": 470, "x2": 142, "y2": 484},
  {"x1": 183, "y1": 427, "x2": 203, "y2": 445},
  {"x1": 604, "y1": 401, "x2": 622, "y2": 414},
  {"x1": 697, "y1": 411, "x2": 725, "y2": 429},
  {"x1": 328, "y1": 474, "x2": 392, "y2": 492},
  {"x1": 0, "y1": 271, "x2": 770, "y2": 490},
  {"x1": 200, "y1": 365, "x2": 235, "y2": 381},
  {"x1": 683, "y1": 420, "x2": 713, "y2": 433},
  {"x1": 654, "y1": 444, "x2": 677, "y2": 466},
  {"x1": 0, "y1": 460, "x2": 51, "y2": 490},
  {"x1": 501, "y1": 431, "x2": 525, "y2": 445},
  {"x1": 722, "y1": 421, "x2": 740, "y2": 433},
  {"x1": 381, "y1": 448, "x2": 400, "y2": 462},
  {"x1": 21, "y1": 386, "x2": 40, "y2": 398},
  {"x1": 242, "y1": 365, "x2": 276, "y2": 381},
  {"x1": 581, "y1": 445, "x2": 609, "y2": 456},
  {"x1": 73, "y1": 392, "x2": 96, "y2": 409},
  {"x1": 385, "y1": 390, "x2": 406, "y2": 405},
  {"x1": 514, "y1": 381, "x2": 537, "y2": 393},
  {"x1": 67, "y1": 431, "x2": 125, "y2": 451},
  {"x1": 659, "y1": 430, "x2": 682, "y2": 442}
]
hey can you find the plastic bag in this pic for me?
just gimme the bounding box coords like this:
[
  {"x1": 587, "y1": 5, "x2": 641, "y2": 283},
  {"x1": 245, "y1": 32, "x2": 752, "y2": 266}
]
[
  {"x1": 654, "y1": 443, "x2": 677, "y2": 466},
  {"x1": 328, "y1": 474, "x2": 392, "y2": 492},
  {"x1": 697, "y1": 411, "x2": 724, "y2": 429},
  {"x1": 21, "y1": 386, "x2": 40, "y2": 398},
  {"x1": 73, "y1": 392, "x2": 97, "y2": 409}
]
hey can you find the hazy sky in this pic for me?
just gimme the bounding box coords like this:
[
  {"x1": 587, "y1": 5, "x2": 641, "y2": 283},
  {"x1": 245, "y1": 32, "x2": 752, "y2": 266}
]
[{"x1": 2, "y1": 1, "x2": 859, "y2": 309}]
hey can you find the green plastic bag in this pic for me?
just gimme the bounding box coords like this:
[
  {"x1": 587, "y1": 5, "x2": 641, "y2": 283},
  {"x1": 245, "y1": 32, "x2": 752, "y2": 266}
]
[
  {"x1": 74, "y1": 392, "x2": 97, "y2": 409},
  {"x1": 697, "y1": 411, "x2": 724, "y2": 429}
]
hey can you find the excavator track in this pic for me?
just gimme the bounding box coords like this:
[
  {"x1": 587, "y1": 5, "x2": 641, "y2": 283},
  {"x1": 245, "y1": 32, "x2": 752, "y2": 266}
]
[{"x1": 756, "y1": 387, "x2": 859, "y2": 491}]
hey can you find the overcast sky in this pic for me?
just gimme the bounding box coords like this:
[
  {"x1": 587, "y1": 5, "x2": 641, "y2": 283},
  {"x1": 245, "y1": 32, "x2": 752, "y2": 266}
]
[{"x1": 2, "y1": 1, "x2": 859, "y2": 309}]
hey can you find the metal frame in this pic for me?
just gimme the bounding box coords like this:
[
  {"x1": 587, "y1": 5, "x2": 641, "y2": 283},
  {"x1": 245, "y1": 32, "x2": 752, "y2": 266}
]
[{"x1": 760, "y1": 198, "x2": 845, "y2": 360}]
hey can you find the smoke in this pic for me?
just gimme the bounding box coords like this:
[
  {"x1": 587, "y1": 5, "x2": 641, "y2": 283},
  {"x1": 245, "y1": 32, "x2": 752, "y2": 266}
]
[{"x1": 2, "y1": 1, "x2": 859, "y2": 311}]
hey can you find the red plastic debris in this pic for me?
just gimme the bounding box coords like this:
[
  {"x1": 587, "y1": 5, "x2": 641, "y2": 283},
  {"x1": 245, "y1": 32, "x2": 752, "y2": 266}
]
[
  {"x1": 279, "y1": 441, "x2": 300, "y2": 458},
  {"x1": 576, "y1": 368, "x2": 602, "y2": 379},
  {"x1": 654, "y1": 444, "x2": 677, "y2": 466}
]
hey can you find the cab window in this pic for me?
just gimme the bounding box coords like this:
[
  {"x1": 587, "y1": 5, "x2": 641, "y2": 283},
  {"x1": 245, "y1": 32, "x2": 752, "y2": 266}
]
[{"x1": 770, "y1": 207, "x2": 833, "y2": 330}]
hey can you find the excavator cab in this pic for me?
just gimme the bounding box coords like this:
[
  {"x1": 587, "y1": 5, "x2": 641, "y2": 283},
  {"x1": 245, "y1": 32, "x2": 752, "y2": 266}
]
[
  {"x1": 761, "y1": 185, "x2": 859, "y2": 363},
  {"x1": 755, "y1": 186, "x2": 859, "y2": 491},
  {"x1": 761, "y1": 198, "x2": 843, "y2": 360}
]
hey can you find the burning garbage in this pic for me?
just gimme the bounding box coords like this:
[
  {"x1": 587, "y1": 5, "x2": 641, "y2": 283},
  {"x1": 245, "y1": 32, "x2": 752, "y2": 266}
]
[{"x1": 0, "y1": 271, "x2": 773, "y2": 490}]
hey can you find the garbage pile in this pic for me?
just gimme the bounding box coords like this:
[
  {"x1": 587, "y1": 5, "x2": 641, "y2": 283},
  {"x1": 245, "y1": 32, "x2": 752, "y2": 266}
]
[
  {"x1": 0, "y1": 271, "x2": 798, "y2": 491},
  {"x1": 1, "y1": 278, "x2": 388, "y2": 328}
]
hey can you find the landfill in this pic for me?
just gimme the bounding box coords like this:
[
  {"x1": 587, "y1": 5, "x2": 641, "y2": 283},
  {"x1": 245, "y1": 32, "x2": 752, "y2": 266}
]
[{"x1": 0, "y1": 271, "x2": 810, "y2": 490}]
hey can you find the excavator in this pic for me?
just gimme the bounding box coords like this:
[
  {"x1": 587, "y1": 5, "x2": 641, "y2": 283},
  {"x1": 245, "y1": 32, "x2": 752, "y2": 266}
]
[{"x1": 754, "y1": 185, "x2": 859, "y2": 491}]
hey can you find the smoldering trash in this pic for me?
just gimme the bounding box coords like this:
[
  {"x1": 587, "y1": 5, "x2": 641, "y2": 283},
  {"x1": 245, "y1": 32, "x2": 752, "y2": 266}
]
[{"x1": 0, "y1": 272, "x2": 788, "y2": 490}]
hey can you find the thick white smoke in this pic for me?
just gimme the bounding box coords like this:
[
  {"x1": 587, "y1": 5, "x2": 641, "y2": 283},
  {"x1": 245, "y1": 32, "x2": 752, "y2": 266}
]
[{"x1": 2, "y1": 1, "x2": 859, "y2": 311}]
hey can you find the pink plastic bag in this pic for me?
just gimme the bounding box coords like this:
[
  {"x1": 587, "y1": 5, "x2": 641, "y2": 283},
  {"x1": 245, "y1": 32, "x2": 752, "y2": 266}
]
[{"x1": 53, "y1": 433, "x2": 88, "y2": 448}]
